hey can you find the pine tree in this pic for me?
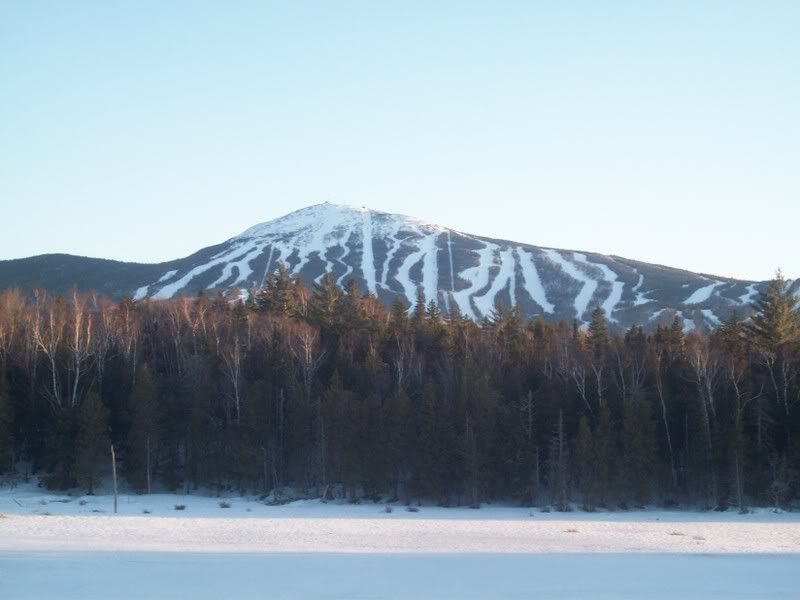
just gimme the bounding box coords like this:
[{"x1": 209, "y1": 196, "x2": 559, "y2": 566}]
[
  {"x1": 126, "y1": 363, "x2": 160, "y2": 493},
  {"x1": 748, "y1": 273, "x2": 800, "y2": 351},
  {"x1": 389, "y1": 297, "x2": 409, "y2": 337},
  {"x1": 76, "y1": 391, "x2": 110, "y2": 494},
  {"x1": 669, "y1": 316, "x2": 685, "y2": 354},
  {"x1": 412, "y1": 288, "x2": 426, "y2": 324},
  {"x1": 587, "y1": 307, "x2": 610, "y2": 359},
  {"x1": 747, "y1": 272, "x2": 800, "y2": 418},
  {"x1": 425, "y1": 299, "x2": 442, "y2": 322},
  {"x1": 309, "y1": 273, "x2": 342, "y2": 330},
  {"x1": 341, "y1": 280, "x2": 364, "y2": 329},
  {"x1": 255, "y1": 262, "x2": 299, "y2": 316}
]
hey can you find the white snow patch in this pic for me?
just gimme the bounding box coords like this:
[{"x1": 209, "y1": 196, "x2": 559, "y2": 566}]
[
  {"x1": 684, "y1": 281, "x2": 723, "y2": 305},
  {"x1": 335, "y1": 241, "x2": 354, "y2": 286},
  {"x1": 451, "y1": 241, "x2": 497, "y2": 320},
  {"x1": 473, "y1": 247, "x2": 517, "y2": 317},
  {"x1": 648, "y1": 308, "x2": 673, "y2": 322},
  {"x1": 541, "y1": 249, "x2": 597, "y2": 321},
  {"x1": 379, "y1": 222, "x2": 402, "y2": 288},
  {"x1": 447, "y1": 231, "x2": 456, "y2": 292},
  {"x1": 225, "y1": 203, "x2": 444, "y2": 298},
  {"x1": 739, "y1": 283, "x2": 759, "y2": 305},
  {"x1": 420, "y1": 233, "x2": 439, "y2": 308},
  {"x1": 153, "y1": 240, "x2": 260, "y2": 299},
  {"x1": 258, "y1": 245, "x2": 276, "y2": 288},
  {"x1": 209, "y1": 243, "x2": 265, "y2": 288},
  {"x1": 360, "y1": 209, "x2": 377, "y2": 294},
  {"x1": 517, "y1": 248, "x2": 554, "y2": 314},
  {"x1": 573, "y1": 254, "x2": 624, "y2": 322},
  {"x1": 156, "y1": 269, "x2": 178, "y2": 284},
  {"x1": 701, "y1": 309, "x2": 722, "y2": 327},
  {"x1": 683, "y1": 317, "x2": 696, "y2": 333},
  {"x1": 132, "y1": 286, "x2": 148, "y2": 301},
  {"x1": 393, "y1": 230, "x2": 439, "y2": 308},
  {"x1": 632, "y1": 273, "x2": 653, "y2": 306}
]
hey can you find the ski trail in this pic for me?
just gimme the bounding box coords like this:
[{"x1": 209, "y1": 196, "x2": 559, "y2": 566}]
[
  {"x1": 420, "y1": 233, "x2": 439, "y2": 309},
  {"x1": 379, "y1": 222, "x2": 402, "y2": 288},
  {"x1": 335, "y1": 241, "x2": 354, "y2": 286},
  {"x1": 541, "y1": 249, "x2": 597, "y2": 321},
  {"x1": 361, "y1": 210, "x2": 377, "y2": 294},
  {"x1": 394, "y1": 230, "x2": 439, "y2": 308},
  {"x1": 632, "y1": 272, "x2": 652, "y2": 306},
  {"x1": 157, "y1": 270, "x2": 178, "y2": 284},
  {"x1": 290, "y1": 222, "x2": 338, "y2": 278},
  {"x1": 451, "y1": 241, "x2": 497, "y2": 320},
  {"x1": 447, "y1": 231, "x2": 456, "y2": 292},
  {"x1": 738, "y1": 283, "x2": 759, "y2": 305},
  {"x1": 210, "y1": 244, "x2": 265, "y2": 288},
  {"x1": 573, "y1": 255, "x2": 624, "y2": 322},
  {"x1": 473, "y1": 247, "x2": 517, "y2": 317},
  {"x1": 154, "y1": 240, "x2": 260, "y2": 299},
  {"x1": 259, "y1": 246, "x2": 276, "y2": 288},
  {"x1": 684, "y1": 281, "x2": 722, "y2": 305},
  {"x1": 517, "y1": 248, "x2": 554, "y2": 314},
  {"x1": 701, "y1": 309, "x2": 721, "y2": 327}
]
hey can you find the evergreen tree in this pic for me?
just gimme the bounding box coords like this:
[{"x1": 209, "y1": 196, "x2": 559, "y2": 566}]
[
  {"x1": 389, "y1": 298, "x2": 409, "y2": 336},
  {"x1": 587, "y1": 307, "x2": 610, "y2": 359},
  {"x1": 621, "y1": 399, "x2": 656, "y2": 506},
  {"x1": 309, "y1": 273, "x2": 342, "y2": 330},
  {"x1": 255, "y1": 262, "x2": 300, "y2": 316},
  {"x1": 747, "y1": 272, "x2": 800, "y2": 419},
  {"x1": 412, "y1": 288, "x2": 426, "y2": 324},
  {"x1": 425, "y1": 299, "x2": 442, "y2": 322},
  {"x1": 126, "y1": 363, "x2": 160, "y2": 493},
  {"x1": 76, "y1": 391, "x2": 110, "y2": 494},
  {"x1": 748, "y1": 273, "x2": 800, "y2": 352}
]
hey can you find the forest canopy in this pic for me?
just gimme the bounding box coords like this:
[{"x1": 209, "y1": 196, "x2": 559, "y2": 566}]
[{"x1": 0, "y1": 267, "x2": 798, "y2": 511}]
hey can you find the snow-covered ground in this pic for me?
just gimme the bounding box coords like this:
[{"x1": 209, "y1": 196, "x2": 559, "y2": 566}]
[
  {"x1": 2, "y1": 552, "x2": 797, "y2": 600},
  {"x1": 2, "y1": 483, "x2": 800, "y2": 598}
]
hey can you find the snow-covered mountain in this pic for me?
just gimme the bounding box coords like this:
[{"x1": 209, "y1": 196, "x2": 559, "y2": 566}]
[{"x1": 1, "y1": 203, "x2": 794, "y2": 330}]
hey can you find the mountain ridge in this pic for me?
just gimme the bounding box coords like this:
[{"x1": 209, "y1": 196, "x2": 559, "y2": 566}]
[{"x1": 1, "y1": 202, "x2": 795, "y2": 331}]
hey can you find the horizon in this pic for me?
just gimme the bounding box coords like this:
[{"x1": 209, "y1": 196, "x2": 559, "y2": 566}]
[
  {"x1": 1, "y1": 199, "x2": 789, "y2": 284},
  {"x1": 2, "y1": 2, "x2": 799, "y2": 280}
]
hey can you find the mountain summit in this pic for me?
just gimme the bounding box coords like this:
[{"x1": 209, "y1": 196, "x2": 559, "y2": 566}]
[{"x1": 0, "y1": 202, "x2": 792, "y2": 330}]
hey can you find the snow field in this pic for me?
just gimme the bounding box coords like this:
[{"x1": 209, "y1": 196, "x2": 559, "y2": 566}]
[
  {"x1": 3, "y1": 487, "x2": 800, "y2": 599},
  {"x1": 2, "y1": 552, "x2": 798, "y2": 600}
]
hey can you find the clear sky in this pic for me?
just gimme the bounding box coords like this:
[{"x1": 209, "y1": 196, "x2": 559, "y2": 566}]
[{"x1": 1, "y1": 1, "x2": 798, "y2": 281}]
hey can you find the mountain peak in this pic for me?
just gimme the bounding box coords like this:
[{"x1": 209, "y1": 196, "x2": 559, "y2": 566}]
[
  {"x1": 1, "y1": 202, "x2": 782, "y2": 330},
  {"x1": 234, "y1": 202, "x2": 444, "y2": 242}
]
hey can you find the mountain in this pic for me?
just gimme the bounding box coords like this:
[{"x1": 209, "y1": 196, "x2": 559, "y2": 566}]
[{"x1": 0, "y1": 203, "x2": 793, "y2": 330}]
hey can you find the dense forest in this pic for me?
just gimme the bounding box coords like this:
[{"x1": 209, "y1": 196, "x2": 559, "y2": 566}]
[{"x1": 0, "y1": 266, "x2": 798, "y2": 512}]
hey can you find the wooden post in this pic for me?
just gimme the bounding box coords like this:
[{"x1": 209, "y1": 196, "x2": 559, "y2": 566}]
[{"x1": 111, "y1": 444, "x2": 118, "y2": 514}]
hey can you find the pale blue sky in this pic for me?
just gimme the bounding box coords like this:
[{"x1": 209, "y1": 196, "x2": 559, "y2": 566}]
[{"x1": 1, "y1": 1, "x2": 798, "y2": 281}]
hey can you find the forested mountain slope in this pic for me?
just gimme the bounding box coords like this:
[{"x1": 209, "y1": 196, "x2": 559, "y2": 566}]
[{"x1": 3, "y1": 203, "x2": 790, "y2": 331}]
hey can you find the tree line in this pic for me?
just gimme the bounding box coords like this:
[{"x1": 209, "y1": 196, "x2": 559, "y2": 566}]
[{"x1": 0, "y1": 266, "x2": 798, "y2": 511}]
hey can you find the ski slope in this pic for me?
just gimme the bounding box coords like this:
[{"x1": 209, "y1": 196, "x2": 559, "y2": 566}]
[{"x1": 113, "y1": 203, "x2": 763, "y2": 328}]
